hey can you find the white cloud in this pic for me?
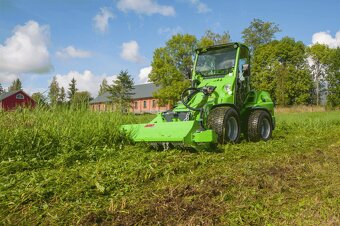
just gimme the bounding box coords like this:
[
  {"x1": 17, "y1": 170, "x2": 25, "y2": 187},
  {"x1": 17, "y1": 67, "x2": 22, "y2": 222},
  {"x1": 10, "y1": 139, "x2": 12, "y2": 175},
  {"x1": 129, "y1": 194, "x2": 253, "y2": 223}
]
[
  {"x1": 0, "y1": 72, "x2": 18, "y2": 84},
  {"x1": 312, "y1": 31, "x2": 340, "y2": 48},
  {"x1": 138, "y1": 66, "x2": 152, "y2": 84},
  {"x1": 55, "y1": 70, "x2": 116, "y2": 97},
  {"x1": 25, "y1": 87, "x2": 47, "y2": 95},
  {"x1": 117, "y1": 0, "x2": 175, "y2": 16},
  {"x1": 56, "y1": 46, "x2": 93, "y2": 59},
  {"x1": 120, "y1": 40, "x2": 144, "y2": 63},
  {"x1": 158, "y1": 26, "x2": 183, "y2": 36},
  {"x1": 0, "y1": 20, "x2": 51, "y2": 74},
  {"x1": 93, "y1": 7, "x2": 115, "y2": 33},
  {"x1": 189, "y1": 0, "x2": 211, "y2": 13}
]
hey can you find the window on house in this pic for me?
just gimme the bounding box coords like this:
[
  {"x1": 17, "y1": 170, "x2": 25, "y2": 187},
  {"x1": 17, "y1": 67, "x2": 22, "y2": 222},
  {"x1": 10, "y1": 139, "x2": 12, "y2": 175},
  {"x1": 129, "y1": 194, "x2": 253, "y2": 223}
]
[
  {"x1": 143, "y1": 100, "x2": 147, "y2": 108},
  {"x1": 16, "y1": 94, "x2": 24, "y2": 99},
  {"x1": 134, "y1": 101, "x2": 138, "y2": 109},
  {"x1": 152, "y1": 100, "x2": 156, "y2": 108}
]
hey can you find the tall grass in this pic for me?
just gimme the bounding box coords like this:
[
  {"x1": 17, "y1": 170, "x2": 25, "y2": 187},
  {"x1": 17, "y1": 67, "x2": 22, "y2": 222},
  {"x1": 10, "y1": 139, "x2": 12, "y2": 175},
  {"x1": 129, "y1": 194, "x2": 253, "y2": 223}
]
[{"x1": 0, "y1": 108, "x2": 151, "y2": 166}]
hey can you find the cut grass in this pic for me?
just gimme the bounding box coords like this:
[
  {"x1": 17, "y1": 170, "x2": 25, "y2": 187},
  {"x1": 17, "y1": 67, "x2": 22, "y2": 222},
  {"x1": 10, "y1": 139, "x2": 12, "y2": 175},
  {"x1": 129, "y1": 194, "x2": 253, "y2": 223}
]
[{"x1": 0, "y1": 110, "x2": 339, "y2": 225}]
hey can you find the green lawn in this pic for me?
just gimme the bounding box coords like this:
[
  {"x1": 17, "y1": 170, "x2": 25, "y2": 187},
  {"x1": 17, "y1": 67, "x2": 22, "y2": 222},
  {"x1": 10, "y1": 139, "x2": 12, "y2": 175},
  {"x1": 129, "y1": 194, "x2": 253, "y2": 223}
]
[{"x1": 1, "y1": 110, "x2": 339, "y2": 225}]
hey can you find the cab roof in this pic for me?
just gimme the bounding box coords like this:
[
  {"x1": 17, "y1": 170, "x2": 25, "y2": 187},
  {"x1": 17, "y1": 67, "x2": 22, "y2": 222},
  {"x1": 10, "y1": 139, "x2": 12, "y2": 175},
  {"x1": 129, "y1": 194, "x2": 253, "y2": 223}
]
[{"x1": 195, "y1": 42, "x2": 249, "y2": 53}]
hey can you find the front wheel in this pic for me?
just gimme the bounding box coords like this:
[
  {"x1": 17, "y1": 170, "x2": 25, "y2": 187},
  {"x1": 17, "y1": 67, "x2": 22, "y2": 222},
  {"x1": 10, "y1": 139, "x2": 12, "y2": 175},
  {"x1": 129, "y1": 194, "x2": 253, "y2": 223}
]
[
  {"x1": 207, "y1": 107, "x2": 240, "y2": 144},
  {"x1": 247, "y1": 110, "x2": 273, "y2": 142}
]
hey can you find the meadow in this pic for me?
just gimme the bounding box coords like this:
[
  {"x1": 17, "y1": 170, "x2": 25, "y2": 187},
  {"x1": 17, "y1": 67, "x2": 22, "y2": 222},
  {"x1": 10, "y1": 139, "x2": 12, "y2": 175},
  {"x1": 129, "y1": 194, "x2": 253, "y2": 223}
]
[{"x1": 0, "y1": 108, "x2": 339, "y2": 225}]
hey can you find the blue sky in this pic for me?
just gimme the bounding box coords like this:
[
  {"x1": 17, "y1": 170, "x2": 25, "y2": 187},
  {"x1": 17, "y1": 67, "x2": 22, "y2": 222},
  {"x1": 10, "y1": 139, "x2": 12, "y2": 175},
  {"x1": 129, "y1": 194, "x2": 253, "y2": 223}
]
[{"x1": 0, "y1": 0, "x2": 339, "y2": 96}]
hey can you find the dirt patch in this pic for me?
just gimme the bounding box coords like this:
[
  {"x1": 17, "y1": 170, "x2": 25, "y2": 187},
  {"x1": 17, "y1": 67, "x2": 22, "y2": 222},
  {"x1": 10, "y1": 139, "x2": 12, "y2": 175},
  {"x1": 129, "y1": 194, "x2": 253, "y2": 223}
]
[
  {"x1": 77, "y1": 177, "x2": 233, "y2": 225},
  {"x1": 111, "y1": 182, "x2": 228, "y2": 225},
  {"x1": 267, "y1": 166, "x2": 291, "y2": 178}
]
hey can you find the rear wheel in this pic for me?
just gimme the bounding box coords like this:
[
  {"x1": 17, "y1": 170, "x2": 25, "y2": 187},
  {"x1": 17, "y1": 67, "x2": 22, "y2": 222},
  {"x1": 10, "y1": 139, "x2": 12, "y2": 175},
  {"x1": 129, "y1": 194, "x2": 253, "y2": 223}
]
[
  {"x1": 247, "y1": 110, "x2": 273, "y2": 142},
  {"x1": 207, "y1": 107, "x2": 240, "y2": 144}
]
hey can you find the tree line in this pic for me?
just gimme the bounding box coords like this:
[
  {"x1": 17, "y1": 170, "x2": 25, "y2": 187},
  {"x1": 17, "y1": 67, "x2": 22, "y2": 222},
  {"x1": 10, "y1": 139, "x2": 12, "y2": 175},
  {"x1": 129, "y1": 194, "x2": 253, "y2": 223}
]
[
  {"x1": 0, "y1": 79, "x2": 23, "y2": 94},
  {"x1": 0, "y1": 70, "x2": 134, "y2": 111},
  {"x1": 149, "y1": 19, "x2": 339, "y2": 108}
]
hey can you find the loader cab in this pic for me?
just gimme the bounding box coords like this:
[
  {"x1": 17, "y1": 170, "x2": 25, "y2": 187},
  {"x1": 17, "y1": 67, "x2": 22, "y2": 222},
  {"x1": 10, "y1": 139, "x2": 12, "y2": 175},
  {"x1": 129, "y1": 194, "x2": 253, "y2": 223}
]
[{"x1": 194, "y1": 43, "x2": 251, "y2": 107}]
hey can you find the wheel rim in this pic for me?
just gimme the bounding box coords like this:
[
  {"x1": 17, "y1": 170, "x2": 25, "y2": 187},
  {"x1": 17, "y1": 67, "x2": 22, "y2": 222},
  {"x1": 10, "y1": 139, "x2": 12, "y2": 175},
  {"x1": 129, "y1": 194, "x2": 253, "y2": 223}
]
[
  {"x1": 227, "y1": 116, "x2": 238, "y2": 141},
  {"x1": 261, "y1": 118, "x2": 271, "y2": 139}
]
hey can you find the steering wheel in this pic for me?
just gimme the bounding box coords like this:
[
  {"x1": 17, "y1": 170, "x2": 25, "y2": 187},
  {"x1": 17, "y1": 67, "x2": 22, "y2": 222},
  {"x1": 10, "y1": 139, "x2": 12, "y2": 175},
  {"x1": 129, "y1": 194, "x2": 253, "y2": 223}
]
[{"x1": 181, "y1": 86, "x2": 216, "y2": 111}]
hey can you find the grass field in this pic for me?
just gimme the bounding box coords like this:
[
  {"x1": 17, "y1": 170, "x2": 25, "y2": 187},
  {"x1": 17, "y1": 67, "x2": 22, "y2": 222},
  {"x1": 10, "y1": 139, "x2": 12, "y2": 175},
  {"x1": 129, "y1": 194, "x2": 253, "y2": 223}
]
[{"x1": 0, "y1": 109, "x2": 339, "y2": 225}]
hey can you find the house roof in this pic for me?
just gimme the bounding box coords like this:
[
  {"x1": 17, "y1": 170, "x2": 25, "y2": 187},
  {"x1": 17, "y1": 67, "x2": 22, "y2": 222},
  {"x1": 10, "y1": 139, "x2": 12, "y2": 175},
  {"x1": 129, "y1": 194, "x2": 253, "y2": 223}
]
[
  {"x1": 0, "y1": 90, "x2": 21, "y2": 101},
  {"x1": 90, "y1": 83, "x2": 157, "y2": 104},
  {"x1": 90, "y1": 92, "x2": 111, "y2": 104}
]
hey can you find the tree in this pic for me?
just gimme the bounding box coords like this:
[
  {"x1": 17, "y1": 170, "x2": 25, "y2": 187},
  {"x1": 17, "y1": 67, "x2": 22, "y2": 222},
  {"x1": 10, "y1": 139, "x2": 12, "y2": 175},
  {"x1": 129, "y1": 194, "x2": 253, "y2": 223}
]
[
  {"x1": 71, "y1": 91, "x2": 92, "y2": 109},
  {"x1": 99, "y1": 78, "x2": 109, "y2": 95},
  {"x1": 0, "y1": 83, "x2": 4, "y2": 94},
  {"x1": 67, "y1": 78, "x2": 78, "y2": 101},
  {"x1": 198, "y1": 30, "x2": 231, "y2": 48},
  {"x1": 8, "y1": 78, "x2": 23, "y2": 91},
  {"x1": 109, "y1": 70, "x2": 134, "y2": 113},
  {"x1": 149, "y1": 34, "x2": 196, "y2": 105},
  {"x1": 32, "y1": 92, "x2": 47, "y2": 106},
  {"x1": 326, "y1": 48, "x2": 340, "y2": 107},
  {"x1": 251, "y1": 37, "x2": 313, "y2": 106},
  {"x1": 307, "y1": 44, "x2": 332, "y2": 105},
  {"x1": 59, "y1": 87, "x2": 66, "y2": 104},
  {"x1": 242, "y1": 18, "x2": 280, "y2": 53},
  {"x1": 48, "y1": 76, "x2": 60, "y2": 107}
]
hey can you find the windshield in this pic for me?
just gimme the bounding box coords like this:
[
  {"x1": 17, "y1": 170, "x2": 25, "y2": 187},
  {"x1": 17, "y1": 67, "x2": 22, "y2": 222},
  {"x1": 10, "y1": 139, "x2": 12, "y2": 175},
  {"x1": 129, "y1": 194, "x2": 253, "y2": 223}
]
[{"x1": 195, "y1": 47, "x2": 237, "y2": 77}]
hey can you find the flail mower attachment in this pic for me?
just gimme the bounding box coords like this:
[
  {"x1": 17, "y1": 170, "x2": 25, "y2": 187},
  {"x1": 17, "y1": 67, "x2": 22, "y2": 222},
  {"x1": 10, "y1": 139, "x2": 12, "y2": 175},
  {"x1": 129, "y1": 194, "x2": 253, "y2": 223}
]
[{"x1": 121, "y1": 86, "x2": 218, "y2": 150}]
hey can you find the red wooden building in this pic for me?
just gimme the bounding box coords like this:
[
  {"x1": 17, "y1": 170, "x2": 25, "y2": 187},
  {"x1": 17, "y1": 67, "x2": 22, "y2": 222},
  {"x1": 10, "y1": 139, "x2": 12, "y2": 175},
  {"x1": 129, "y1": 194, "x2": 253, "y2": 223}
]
[{"x1": 0, "y1": 90, "x2": 36, "y2": 111}]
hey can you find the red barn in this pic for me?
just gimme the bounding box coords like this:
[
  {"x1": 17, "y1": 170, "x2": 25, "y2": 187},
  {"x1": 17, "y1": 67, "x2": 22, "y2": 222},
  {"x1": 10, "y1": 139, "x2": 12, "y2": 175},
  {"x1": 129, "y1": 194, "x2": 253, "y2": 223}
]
[{"x1": 0, "y1": 90, "x2": 36, "y2": 111}]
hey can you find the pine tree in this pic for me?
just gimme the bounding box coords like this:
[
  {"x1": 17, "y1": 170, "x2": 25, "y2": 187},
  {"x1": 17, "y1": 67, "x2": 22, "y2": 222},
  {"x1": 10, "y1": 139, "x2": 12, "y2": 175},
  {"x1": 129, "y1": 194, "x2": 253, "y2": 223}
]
[
  {"x1": 109, "y1": 70, "x2": 134, "y2": 113},
  {"x1": 67, "y1": 78, "x2": 78, "y2": 101},
  {"x1": 59, "y1": 87, "x2": 66, "y2": 104},
  {"x1": 0, "y1": 83, "x2": 4, "y2": 94},
  {"x1": 48, "y1": 76, "x2": 60, "y2": 107},
  {"x1": 8, "y1": 78, "x2": 23, "y2": 91},
  {"x1": 99, "y1": 78, "x2": 109, "y2": 95}
]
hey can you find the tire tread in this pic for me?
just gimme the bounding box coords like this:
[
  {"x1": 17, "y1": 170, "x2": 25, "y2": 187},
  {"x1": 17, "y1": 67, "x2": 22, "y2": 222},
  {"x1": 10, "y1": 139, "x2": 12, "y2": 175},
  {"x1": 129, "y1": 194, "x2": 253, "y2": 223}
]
[
  {"x1": 207, "y1": 107, "x2": 240, "y2": 144},
  {"x1": 247, "y1": 110, "x2": 272, "y2": 142}
]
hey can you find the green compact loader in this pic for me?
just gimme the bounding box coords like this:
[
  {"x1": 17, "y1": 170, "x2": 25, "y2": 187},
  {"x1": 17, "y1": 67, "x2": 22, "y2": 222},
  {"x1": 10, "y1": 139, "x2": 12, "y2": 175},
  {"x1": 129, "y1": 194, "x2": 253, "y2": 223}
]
[{"x1": 121, "y1": 42, "x2": 275, "y2": 150}]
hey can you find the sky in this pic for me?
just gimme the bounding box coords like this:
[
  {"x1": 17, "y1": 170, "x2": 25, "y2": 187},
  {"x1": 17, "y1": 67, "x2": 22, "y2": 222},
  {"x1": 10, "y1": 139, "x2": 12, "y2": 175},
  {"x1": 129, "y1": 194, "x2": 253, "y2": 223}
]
[{"x1": 0, "y1": 0, "x2": 339, "y2": 97}]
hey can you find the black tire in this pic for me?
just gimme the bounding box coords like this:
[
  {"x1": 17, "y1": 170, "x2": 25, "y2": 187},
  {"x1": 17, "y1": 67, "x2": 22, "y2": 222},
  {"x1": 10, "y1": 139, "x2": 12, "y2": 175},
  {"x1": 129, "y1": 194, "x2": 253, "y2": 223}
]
[
  {"x1": 207, "y1": 107, "x2": 240, "y2": 144},
  {"x1": 247, "y1": 110, "x2": 273, "y2": 142}
]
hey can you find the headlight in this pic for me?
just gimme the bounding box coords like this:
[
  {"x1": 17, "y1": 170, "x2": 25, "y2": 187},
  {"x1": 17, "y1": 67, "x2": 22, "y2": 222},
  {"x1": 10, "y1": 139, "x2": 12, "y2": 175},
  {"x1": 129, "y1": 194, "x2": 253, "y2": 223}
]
[{"x1": 224, "y1": 85, "x2": 232, "y2": 95}]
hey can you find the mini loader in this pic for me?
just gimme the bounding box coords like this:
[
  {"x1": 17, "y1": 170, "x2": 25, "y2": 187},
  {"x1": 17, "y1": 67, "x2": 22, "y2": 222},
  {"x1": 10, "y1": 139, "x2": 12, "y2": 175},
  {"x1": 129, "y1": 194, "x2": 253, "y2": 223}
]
[{"x1": 121, "y1": 42, "x2": 275, "y2": 150}]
